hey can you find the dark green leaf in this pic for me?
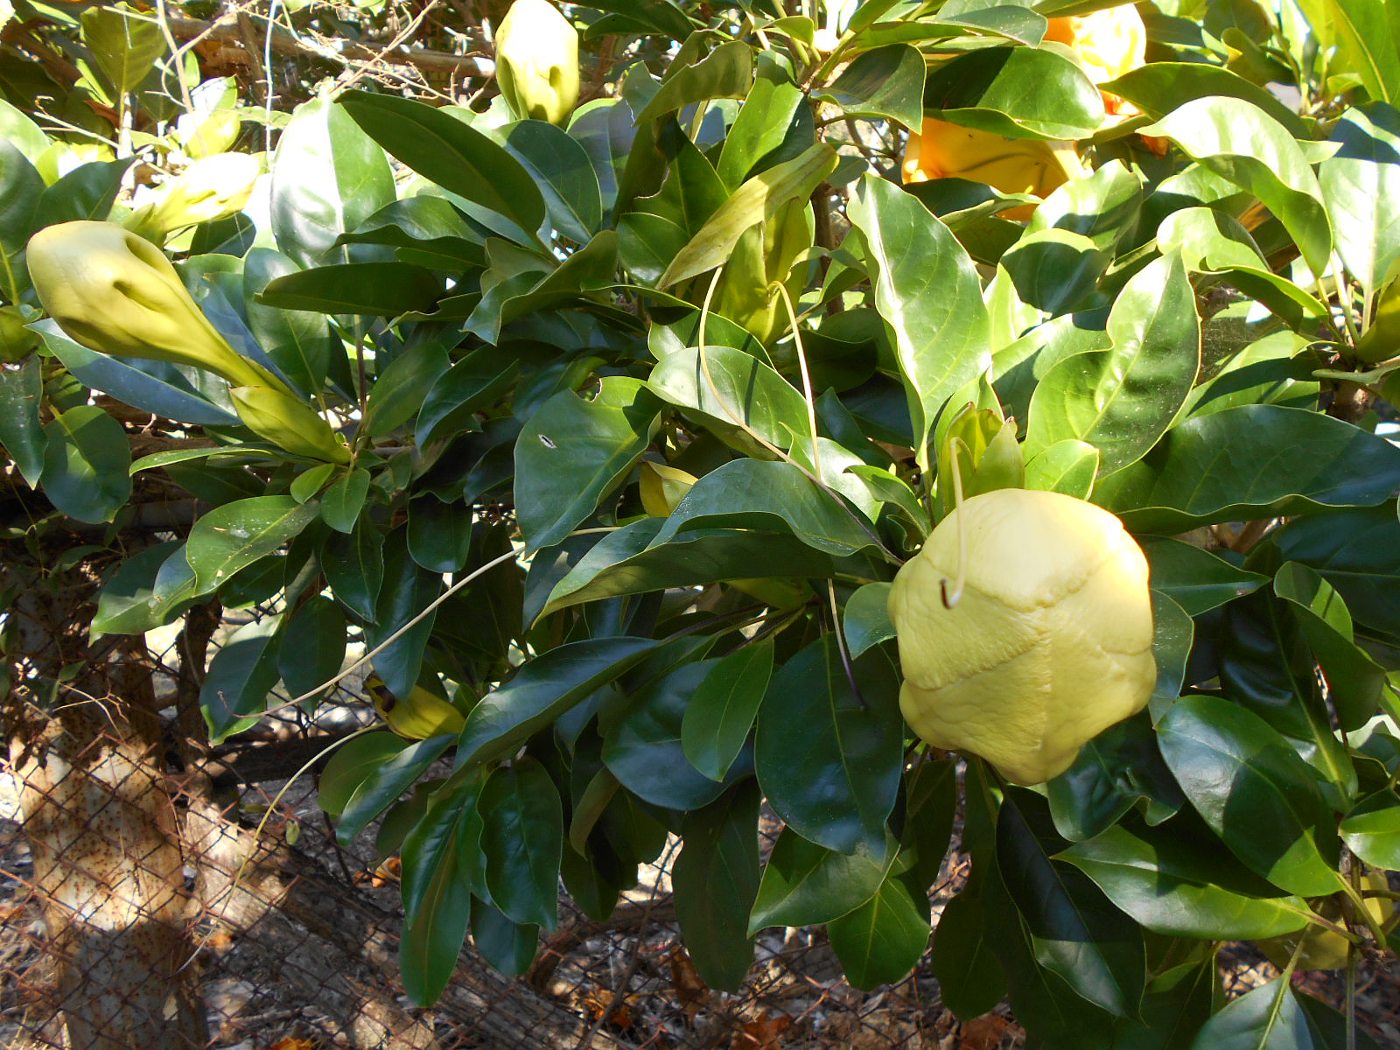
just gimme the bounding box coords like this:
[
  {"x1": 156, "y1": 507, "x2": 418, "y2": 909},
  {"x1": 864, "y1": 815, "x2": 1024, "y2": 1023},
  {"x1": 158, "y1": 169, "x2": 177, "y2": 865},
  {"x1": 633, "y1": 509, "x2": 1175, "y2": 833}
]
[
  {"x1": 0, "y1": 354, "x2": 46, "y2": 486},
  {"x1": 1143, "y1": 538, "x2": 1269, "y2": 615},
  {"x1": 479, "y1": 758, "x2": 562, "y2": 931},
  {"x1": 366, "y1": 531, "x2": 441, "y2": 698},
  {"x1": 501, "y1": 120, "x2": 603, "y2": 243},
  {"x1": 604, "y1": 660, "x2": 746, "y2": 809},
  {"x1": 648, "y1": 345, "x2": 808, "y2": 455},
  {"x1": 338, "y1": 735, "x2": 455, "y2": 845},
  {"x1": 40, "y1": 406, "x2": 132, "y2": 524},
  {"x1": 828, "y1": 875, "x2": 931, "y2": 990},
  {"x1": 1103, "y1": 62, "x2": 1308, "y2": 136},
  {"x1": 540, "y1": 520, "x2": 834, "y2": 617},
  {"x1": 318, "y1": 731, "x2": 408, "y2": 817},
  {"x1": 515, "y1": 377, "x2": 661, "y2": 552},
  {"x1": 340, "y1": 92, "x2": 545, "y2": 240},
  {"x1": 258, "y1": 262, "x2": 443, "y2": 316},
  {"x1": 1057, "y1": 820, "x2": 1311, "y2": 940},
  {"x1": 681, "y1": 642, "x2": 774, "y2": 782},
  {"x1": 1094, "y1": 406, "x2": 1400, "y2": 532},
  {"x1": 322, "y1": 516, "x2": 383, "y2": 620},
  {"x1": 1157, "y1": 696, "x2": 1340, "y2": 896},
  {"x1": 454, "y1": 637, "x2": 658, "y2": 773},
  {"x1": 278, "y1": 595, "x2": 346, "y2": 699},
  {"x1": 755, "y1": 638, "x2": 903, "y2": 854},
  {"x1": 924, "y1": 46, "x2": 1104, "y2": 140},
  {"x1": 1340, "y1": 790, "x2": 1400, "y2": 870},
  {"x1": 201, "y1": 615, "x2": 281, "y2": 743},
  {"x1": 673, "y1": 783, "x2": 761, "y2": 991},
  {"x1": 400, "y1": 782, "x2": 476, "y2": 1004},
  {"x1": 470, "y1": 899, "x2": 539, "y2": 976},
  {"x1": 91, "y1": 542, "x2": 183, "y2": 638},
  {"x1": 748, "y1": 827, "x2": 896, "y2": 934},
  {"x1": 929, "y1": 886, "x2": 1008, "y2": 1019}
]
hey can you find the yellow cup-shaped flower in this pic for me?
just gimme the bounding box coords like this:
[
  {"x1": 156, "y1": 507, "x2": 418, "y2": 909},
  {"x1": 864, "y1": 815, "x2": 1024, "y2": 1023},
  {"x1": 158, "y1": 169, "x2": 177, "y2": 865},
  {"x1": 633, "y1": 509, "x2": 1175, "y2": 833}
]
[
  {"x1": 888, "y1": 489, "x2": 1155, "y2": 785},
  {"x1": 1044, "y1": 4, "x2": 1147, "y2": 117},
  {"x1": 26, "y1": 220, "x2": 274, "y2": 390},
  {"x1": 125, "y1": 152, "x2": 261, "y2": 240},
  {"x1": 903, "y1": 119, "x2": 1079, "y2": 219},
  {"x1": 495, "y1": 0, "x2": 579, "y2": 125}
]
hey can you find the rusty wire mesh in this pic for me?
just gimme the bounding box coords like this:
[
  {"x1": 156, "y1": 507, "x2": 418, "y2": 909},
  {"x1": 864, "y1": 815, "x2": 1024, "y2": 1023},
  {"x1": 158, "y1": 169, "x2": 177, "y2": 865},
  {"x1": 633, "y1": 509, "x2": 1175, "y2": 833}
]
[{"x1": 3, "y1": 604, "x2": 1396, "y2": 1050}]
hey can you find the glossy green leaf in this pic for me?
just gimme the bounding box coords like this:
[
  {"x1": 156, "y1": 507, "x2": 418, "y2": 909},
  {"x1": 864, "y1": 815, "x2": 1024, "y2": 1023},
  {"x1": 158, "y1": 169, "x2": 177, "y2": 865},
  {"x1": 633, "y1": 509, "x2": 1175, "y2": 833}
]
[
  {"x1": 1319, "y1": 104, "x2": 1400, "y2": 294},
  {"x1": 653, "y1": 459, "x2": 878, "y2": 557},
  {"x1": 717, "y1": 66, "x2": 805, "y2": 187},
  {"x1": 416, "y1": 348, "x2": 519, "y2": 447},
  {"x1": 673, "y1": 783, "x2": 761, "y2": 991},
  {"x1": 1141, "y1": 97, "x2": 1333, "y2": 274},
  {"x1": 270, "y1": 96, "x2": 395, "y2": 268},
  {"x1": 1024, "y1": 439, "x2": 1100, "y2": 499},
  {"x1": 634, "y1": 41, "x2": 752, "y2": 124},
  {"x1": 258, "y1": 262, "x2": 443, "y2": 316},
  {"x1": 0, "y1": 354, "x2": 46, "y2": 486},
  {"x1": 340, "y1": 92, "x2": 545, "y2": 240},
  {"x1": 365, "y1": 342, "x2": 451, "y2": 438},
  {"x1": 366, "y1": 531, "x2": 441, "y2": 698},
  {"x1": 0, "y1": 142, "x2": 41, "y2": 302},
  {"x1": 603, "y1": 660, "x2": 744, "y2": 810},
  {"x1": 828, "y1": 875, "x2": 931, "y2": 990},
  {"x1": 479, "y1": 758, "x2": 562, "y2": 931},
  {"x1": 1103, "y1": 62, "x2": 1308, "y2": 136},
  {"x1": 1157, "y1": 696, "x2": 1340, "y2": 896},
  {"x1": 317, "y1": 731, "x2": 408, "y2": 817},
  {"x1": 540, "y1": 519, "x2": 834, "y2": 617},
  {"x1": 320, "y1": 468, "x2": 371, "y2": 535},
  {"x1": 399, "y1": 782, "x2": 476, "y2": 1004},
  {"x1": 515, "y1": 377, "x2": 661, "y2": 552},
  {"x1": 1187, "y1": 978, "x2": 1312, "y2": 1050},
  {"x1": 1274, "y1": 561, "x2": 1388, "y2": 729},
  {"x1": 322, "y1": 516, "x2": 383, "y2": 621},
  {"x1": 843, "y1": 583, "x2": 895, "y2": 659},
  {"x1": 997, "y1": 791, "x2": 1144, "y2": 1019},
  {"x1": 848, "y1": 173, "x2": 991, "y2": 465},
  {"x1": 33, "y1": 319, "x2": 240, "y2": 427},
  {"x1": 1047, "y1": 713, "x2": 1185, "y2": 843},
  {"x1": 647, "y1": 344, "x2": 808, "y2": 454},
  {"x1": 1158, "y1": 207, "x2": 1328, "y2": 329},
  {"x1": 748, "y1": 827, "x2": 896, "y2": 934},
  {"x1": 501, "y1": 120, "x2": 603, "y2": 243},
  {"x1": 1339, "y1": 790, "x2": 1400, "y2": 870},
  {"x1": 1057, "y1": 820, "x2": 1312, "y2": 940},
  {"x1": 815, "y1": 44, "x2": 925, "y2": 131},
  {"x1": 755, "y1": 638, "x2": 903, "y2": 854},
  {"x1": 1142, "y1": 537, "x2": 1269, "y2": 615},
  {"x1": 658, "y1": 143, "x2": 838, "y2": 288},
  {"x1": 201, "y1": 614, "x2": 281, "y2": 743},
  {"x1": 1027, "y1": 253, "x2": 1200, "y2": 475},
  {"x1": 40, "y1": 406, "x2": 132, "y2": 524},
  {"x1": 470, "y1": 899, "x2": 539, "y2": 977},
  {"x1": 454, "y1": 637, "x2": 658, "y2": 773},
  {"x1": 90, "y1": 542, "x2": 182, "y2": 639},
  {"x1": 924, "y1": 46, "x2": 1104, "y2": 139},
  {"x1": 1094, "y1": 406, "x2": 1400, "y2": 532},
  {"x1": 337, "y1": 735, "x2": 455, "y2": 845},
  {"x1": 242, "y1": 248, "x2": 337, "y2": 394},
  {"x1": 681, "y1": 642, "x2": 774, "y2": 782},
  {"x1": 186, "y1": 495, "x2": 319, "y2": 594},
  {"x1": 929, "y1": 885, "x2": 1008, "y2": 1020},
  {"x1": 1270, "y1": 505, "x2": 1400, "y2": 638},
  {"x1": 277, "y1": 595, "x2": 346, "y2": 699}
]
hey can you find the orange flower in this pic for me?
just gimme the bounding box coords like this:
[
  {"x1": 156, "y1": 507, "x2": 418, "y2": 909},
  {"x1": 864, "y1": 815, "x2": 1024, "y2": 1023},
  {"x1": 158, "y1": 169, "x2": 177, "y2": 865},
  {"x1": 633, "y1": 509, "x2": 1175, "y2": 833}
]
[
  {"x1": 1043, "y1": 4, "x2": 1147, "y2": 119},
  {"x1": 902, "y1": 119, "x2": 1080, "y2": 219}
]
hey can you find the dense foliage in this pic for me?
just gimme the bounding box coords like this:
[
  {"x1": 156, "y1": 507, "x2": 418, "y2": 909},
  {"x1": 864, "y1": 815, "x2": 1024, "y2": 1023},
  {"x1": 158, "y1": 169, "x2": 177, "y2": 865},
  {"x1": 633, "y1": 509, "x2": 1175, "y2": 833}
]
[{"x1": 3, "y1": 0, "x2": 1399, "y2": 1045}]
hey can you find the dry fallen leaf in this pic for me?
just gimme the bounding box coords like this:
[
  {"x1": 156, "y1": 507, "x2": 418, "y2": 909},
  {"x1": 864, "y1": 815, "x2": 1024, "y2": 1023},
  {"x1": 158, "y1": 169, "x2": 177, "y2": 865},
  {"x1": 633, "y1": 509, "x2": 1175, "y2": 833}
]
[
  {"x1": 959, "y1": 1014, "x2": 1012, "y2": 1050},
  {"x1": 732, "y1": 1011, "x2": 793, "y2": 1049}
]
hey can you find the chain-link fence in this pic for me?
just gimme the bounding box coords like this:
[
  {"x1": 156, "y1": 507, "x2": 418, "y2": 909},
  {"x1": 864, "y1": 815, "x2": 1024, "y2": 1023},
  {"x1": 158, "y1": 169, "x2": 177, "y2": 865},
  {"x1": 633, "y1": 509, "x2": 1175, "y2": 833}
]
[{"x1": 4, "y1": 603, "x2": 1397, "y2": 1050}]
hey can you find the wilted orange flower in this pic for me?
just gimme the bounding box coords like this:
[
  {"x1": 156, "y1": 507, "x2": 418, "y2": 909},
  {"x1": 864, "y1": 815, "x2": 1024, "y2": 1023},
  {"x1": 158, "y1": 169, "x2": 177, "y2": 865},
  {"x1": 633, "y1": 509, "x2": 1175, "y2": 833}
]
[{"x1": 902, "y1": 120, "x2": 1080, "y2": 219}]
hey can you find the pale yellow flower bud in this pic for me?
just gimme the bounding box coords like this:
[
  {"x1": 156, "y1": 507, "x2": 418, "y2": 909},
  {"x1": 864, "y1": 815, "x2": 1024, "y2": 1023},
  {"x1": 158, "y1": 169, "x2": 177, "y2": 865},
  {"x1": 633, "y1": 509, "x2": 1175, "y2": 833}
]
[{"x1": 495, "y1": 0, "x2": 580, "y2": 125}]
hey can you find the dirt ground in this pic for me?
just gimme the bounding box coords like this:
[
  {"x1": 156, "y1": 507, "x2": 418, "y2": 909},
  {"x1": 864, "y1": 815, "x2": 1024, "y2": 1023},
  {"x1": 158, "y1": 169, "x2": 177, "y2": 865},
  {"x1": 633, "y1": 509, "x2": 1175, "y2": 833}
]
[{"x1": 3, "y1": 758, "x2": 1397, "y2": 1050}]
